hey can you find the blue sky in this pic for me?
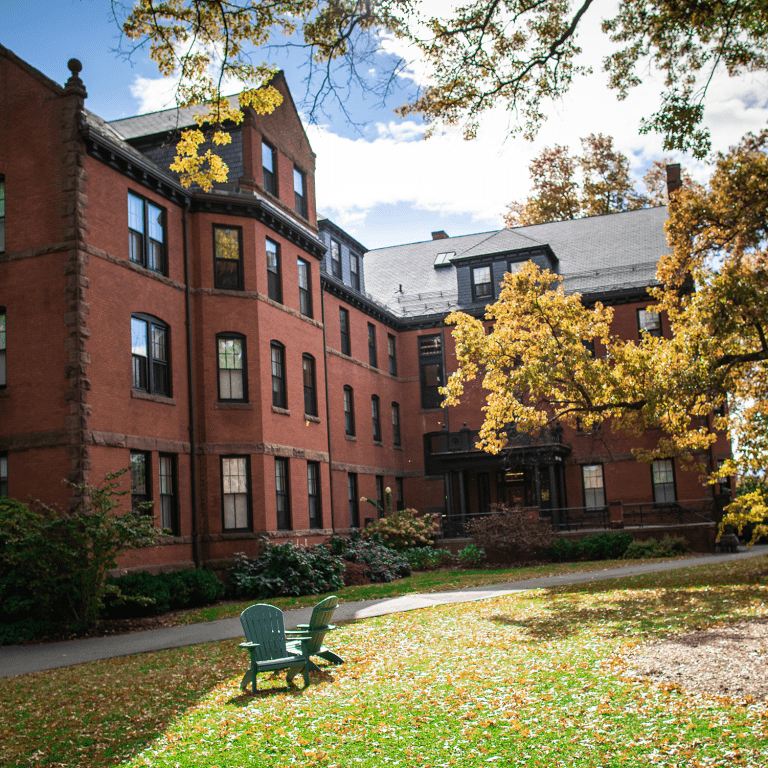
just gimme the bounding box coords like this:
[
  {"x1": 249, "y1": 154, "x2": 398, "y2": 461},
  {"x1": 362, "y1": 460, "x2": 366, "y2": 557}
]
[{"x1": 5, "y1": 0, "x2": 768, "y2": 249}]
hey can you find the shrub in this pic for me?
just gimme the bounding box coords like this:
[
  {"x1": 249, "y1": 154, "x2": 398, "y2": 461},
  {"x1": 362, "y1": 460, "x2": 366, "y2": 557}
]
[
  {"x1": 547, "y1": 532, "x2": 634, "y2": 562},
  {"x1": 330, "y1": 535, "x2": 411, "y2": 582},
  {"x1": 227, "y1": 540, "x2": 345, "y2": 599},
  {"x1": 103, "y1": 568, "x2": 224, "y2": 619},
  {"x1": 468, "y1": 504, "x2": 553, "y2": 563},
  {"x1": 362, "y1": 508, "x2": 439, "y2": 551},
  {"x1": 0, "y1": 472, "x2": 165, "y2": 638},
  {"x1": 457, "y1": 543, "x2": 486, "y2": 568},
  {"x1": 403, "y1": 546, "x2": 454, "y2": 571},
  {"x1": 624, "y1": 536, "x2": 689, "y2": 559}
]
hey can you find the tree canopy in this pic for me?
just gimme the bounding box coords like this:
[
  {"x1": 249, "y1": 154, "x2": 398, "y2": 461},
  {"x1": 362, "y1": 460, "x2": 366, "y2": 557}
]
[
  {"x1": 120, "y1": 0, "x2": 768, "y2": 189},
  {"x1": 444, "y1": 129, "x2": 768, "y2": 541}
]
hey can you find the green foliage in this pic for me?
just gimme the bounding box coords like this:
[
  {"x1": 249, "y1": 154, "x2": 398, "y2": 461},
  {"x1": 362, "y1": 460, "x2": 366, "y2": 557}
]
[
  {"x1": 623, "y1": 536, "x2": 690, "y2": 559},
  {"x1": 0, "y1": 472, "x2": 165, "y2": 640},
  {"x1": 403, "y1": 546, "x2": 454, "y2": 571},
  {"x1": 227, "y1": 541, "x2": 345, "y2": 599},
  {"x1": 547, "y1": 532, "x2": 634, "y2": 563},
  {"x1": 362, "y1": 508, "x2": 439, "y2": 551},
  {"x1": 103, "y1": 569, "x2": 224, "y2": 619},
  {"x1": 468, "y1": 504, "x2": 554, "y2": 563},
  {"x1": 330, "y1": 535, "x2": 411, "y2": 582},
  {"x1": 456, "y1": 543, "x2": 487, "y2": 568}
]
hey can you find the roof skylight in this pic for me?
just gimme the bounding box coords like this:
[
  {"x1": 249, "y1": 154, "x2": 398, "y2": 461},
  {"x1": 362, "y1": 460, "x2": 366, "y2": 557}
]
[{"x1": 434, "y1": 251, "x2": 455, "y2": 268}]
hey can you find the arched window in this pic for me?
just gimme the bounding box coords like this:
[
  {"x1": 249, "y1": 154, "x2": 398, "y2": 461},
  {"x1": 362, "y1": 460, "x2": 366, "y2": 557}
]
[{"x1": 131, "y1": 313, "x2": 170, "y2": 396}]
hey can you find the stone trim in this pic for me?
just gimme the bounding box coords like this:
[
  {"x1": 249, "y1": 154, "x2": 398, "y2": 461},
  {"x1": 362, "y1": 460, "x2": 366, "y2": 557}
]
[
  {"x1": 199, "y1": 441, "x2": 330, "y2": 462},
  {"x1": 0, "y1": 430, "x2": 69, "y2": 452},
  {"x1": 325, "y1": 347, "x2": 411, "y2": 380},
  {"x1": 304, "y1": 414, "x2": 321, "y2": 423},
  {"x1": 203, "y1": 527, "x2": 334, "y2": 542},
  {"x1": 0, "y1": 240, "x2": 78, "y2": 263},
  {"x1": 88, "y1": 431, "x2": 191, "y2": 454},
  {"x1": 567, "y1": 453, "x2": 636, "y2": 465},
  {"x1": 91, "y1": 246, "x2": 186, "y2": 291},
  {"x1": 272, "y1": 406, "x2": 290, "y2": 416},
  {"x1": 131, "y1": 390, "x2": 176, "y2": 405},
  {"x1": 345, "y1": 435, "x2": 358, "y2": 442},
  {"x1": 331, "y1": 461, "x2": 420, "y2": 477},
  {"x1": 215, "y1": 402, "x2": 254, "y2": 410},
  {"x1": 192, "y1": 287, "x2": 324, "y2": 328}
]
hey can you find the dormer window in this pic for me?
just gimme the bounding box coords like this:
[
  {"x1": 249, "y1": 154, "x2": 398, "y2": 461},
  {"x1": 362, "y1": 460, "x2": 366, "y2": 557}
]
[
  {"x1": 330, "y1": 239, "x2": 342, "y2": 278},
  {"x1": 350, "y1": 253, "x2": 360, "y2": 290},
  {"x1": 472, "y1": 265, "x2": 493, "y2": 301}
]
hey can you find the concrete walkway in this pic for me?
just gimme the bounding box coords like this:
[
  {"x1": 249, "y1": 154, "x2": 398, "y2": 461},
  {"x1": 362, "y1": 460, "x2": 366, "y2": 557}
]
[{"x1": 2, "y1": 546, "x2": 766, "y2": 680}]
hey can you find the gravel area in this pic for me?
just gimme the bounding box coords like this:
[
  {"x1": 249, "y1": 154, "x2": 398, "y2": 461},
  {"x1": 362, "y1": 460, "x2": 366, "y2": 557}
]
[{"x1": 626, "y1": 619, "x2": 768, "y2": 702}]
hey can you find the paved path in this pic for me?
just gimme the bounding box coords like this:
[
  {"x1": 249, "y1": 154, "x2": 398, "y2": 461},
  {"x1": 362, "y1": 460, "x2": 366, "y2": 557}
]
[{"x1": 2, "y1": 546, "x2": 766, "y2": 680}]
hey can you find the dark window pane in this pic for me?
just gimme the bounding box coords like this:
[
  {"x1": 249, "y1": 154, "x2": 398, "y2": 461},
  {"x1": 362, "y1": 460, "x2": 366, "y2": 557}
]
[
  {"x1": 271, "y1": 343, "x2": 286, "y2": 408},
  {"x1": 368, "y1": 323, "x2": 377, "y2": 367},
  {"x1": 339, "y1": 308, "x2": 350, "y2": 356},
  {"x1": 262, "y1": 142, "x2": 277, "y2": 195},
  {"x1": 266, "y1": 239, "x2": 282, "y2": 302},
  {"x1": 303, "y1": 355, "x2": 317, "y2": 416},
  {"x1": 344, "y1": 386, "x2": 355, "y2": 436},
  {"x1": 330, "y1": 240, "x2": 341, "y2": 278},
  {"x1": 214, "y1": 227, "x2": 242, "y2": 290},
  {"x1": 275, "y1": 457, "x2": 291, "y2": 530}
]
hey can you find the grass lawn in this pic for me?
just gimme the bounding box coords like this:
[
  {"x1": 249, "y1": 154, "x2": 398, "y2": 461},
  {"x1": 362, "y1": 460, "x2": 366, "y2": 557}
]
[{"x1": 2, "y1": 556, "x2": 766, "y2": 768}]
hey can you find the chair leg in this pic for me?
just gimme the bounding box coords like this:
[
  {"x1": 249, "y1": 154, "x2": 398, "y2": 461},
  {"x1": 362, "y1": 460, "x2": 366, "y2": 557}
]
[
  {"x1": 302, "y1": 660, "x2": 309, "y2": 688},
  {"x1": 308, "y1": 658, "x2": 321, "y2": 673},
  {"x1": 318, "y1": 650, "x2": 344, "y2": 665},
  {"x1": 240, "y1": 668, "x2": 252, "y2": 692}
]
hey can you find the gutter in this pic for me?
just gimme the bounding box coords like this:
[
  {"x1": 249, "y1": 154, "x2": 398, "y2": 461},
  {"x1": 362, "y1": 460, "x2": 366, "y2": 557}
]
[{"x1": 320, "y1": 286, "x2": 335, "y2": 534}]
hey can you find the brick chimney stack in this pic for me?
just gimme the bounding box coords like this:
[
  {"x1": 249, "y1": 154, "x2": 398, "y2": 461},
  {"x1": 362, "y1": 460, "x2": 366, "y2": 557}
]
[
  {"x1": 666, "y1": 163, "x2": 682, "y2": 199},
  {"x1": 432, "y1": 230, "x2": 448, "y2": 240}
]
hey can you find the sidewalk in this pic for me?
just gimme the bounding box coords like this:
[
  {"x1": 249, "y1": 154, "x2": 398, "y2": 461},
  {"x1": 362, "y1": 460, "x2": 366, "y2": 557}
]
[{"x1": 2, "y1": 546, "x2": 766, "y2": 679}]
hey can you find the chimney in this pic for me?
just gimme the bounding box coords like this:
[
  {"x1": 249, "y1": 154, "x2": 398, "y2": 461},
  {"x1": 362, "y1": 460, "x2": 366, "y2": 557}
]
[
  {"x1": 431, "y1": 230, "x2": 448, "y2": 240},
  {"x1": 666, "y1": 163, "x2": 682, "y2": 199}
]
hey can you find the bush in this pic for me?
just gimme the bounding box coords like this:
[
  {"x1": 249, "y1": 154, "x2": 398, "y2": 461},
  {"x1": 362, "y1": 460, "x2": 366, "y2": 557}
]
[
  {"x1": 468, "y1": 504, "x2": 553, "y2": 563},
  {"x1": 227, "y1": 540, "x2": 345, "y2": 599},
  {"x1": 330, "y1": 535, "x2": 411, "y2": 582},
  {"x1": 457, "y1": 543, "x2": 486, "y2": 568},
  {"x1": 103, "y1": 568, "x2": 224, "y2": 619},
  {"x1": 547, "y1": 532, "x2": 634, "y2": 562},
  {"x1": 624, "y1": 536, "x2": 689, "y2": 559},
  {"x1": 0, "y1": 472, "x2": 165, "y2": 639},
  {"x1": 362, "y1": 508, "x2": 439, "y2": 551},
  {"x1": 403, "y1": 546, "x2": 454, "y2": 571}
]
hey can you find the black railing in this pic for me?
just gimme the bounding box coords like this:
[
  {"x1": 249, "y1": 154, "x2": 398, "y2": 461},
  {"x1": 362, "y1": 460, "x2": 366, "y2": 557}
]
[
  {"x1": 622, "y1": 499, "x2": 716, "y2": 528},
  {"x1": 426, "y1": 424, "x2": 563, "y2": 457}
]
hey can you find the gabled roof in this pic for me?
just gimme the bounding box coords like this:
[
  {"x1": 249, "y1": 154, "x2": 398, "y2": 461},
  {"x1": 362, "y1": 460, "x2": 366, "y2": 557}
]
[{"x1": 363, "y1": 207, "x2": 669, "y2": 318}]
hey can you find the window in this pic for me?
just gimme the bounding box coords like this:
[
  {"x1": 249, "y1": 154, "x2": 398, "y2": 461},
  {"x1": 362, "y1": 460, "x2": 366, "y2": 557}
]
[
  {"x1": 652, "y1": 459, "x2": 676, "y2": 504},
  {"x1": 303, "y1": 354, "x2": 318, "y2": 416},
  {"x1": 350, "y1": 253, "x2": 360, "y2": 290},
  {"x1": 0, "y1": 453, "x2": 7, "y2": 498},
  {"x1": 348, "y1": 473, "x2": 359, "y2": 527},
  {"x1": 375, "y1": 475, "x2": 385, "y2": 519},
  {"x1": 271, "y1": 341, "x2": 286, "y2": 409},
  {"x1": 222, "y1": 456, "x2": 250, "y2": 530},
  {"x1": 344, "y1": 385, "x2": 355, "y2": 436},
  {"x1": 0, "y1": 309, "x2": 5, "y2": 388},
  {"x1": 396, "y1": 476, "x2": 404, "y2": 511},
  {"x1": 217, "y1": 333, "x2": 247, "y2": 401},
  {"x1": 130, "y1": 451, "x2": 151, "y2": 512},
  {"x1": 392, "y1": 402, "x2": 401, "y2": 446},
  {"x1": 419, "y1": 334, "x2": 444, "y2": 409},
  {"x1": 131, "y1": 314, "x2": 170, "y2": 396},
  {"x1": 388, "y1": 334, "x2": 397, "y2": 375},
  {"x1": 339, "y1": 307, "x2": 351, "y2": 355},
  {"x1": 371, "y1": 395, "x2": 381, "y2": 442},
  {"x1": 368, "y1": 323, "x2": 377, "y2": 367},
  {"x1": 581, "y1": 465, "x2": 606, "y2": 510},
  {"x1": 434, "y1": 251, "x2": 455, "y2": 268},
  {"x1": 294, "y1": 167, "x2": 308, "y2": 218},
  {"x1": 266, "y1": 238, "x2": 282, "y2": 302},
  {"x1": 262, "y1": 141, "x2": 277, "y2": 195},
  {"x1": 275, "y1": 457, "x2": 291, "y2": 530},
  {"x1": 0, "y1": 176, "x2": 5, "y2": 253},
  {"x1": 330, "y1": 239, "x2": 342, "y2": 278},
  {"x1": 128, "y1": 192, "x2": 166, "y2": 274},
  {"x1": 472, "y1": 265, "x2": 493, "y2": 301},
  {"x1": 298, "y1": 258, "x2": 312, "y2": 317},
  {"x1": 638, "y1": 308, "x2": 662, "y2": 337},
  {"x1": 159, "y1": 453, "x2": 178, "y2": 534},
  {"x1": 213, "y1": 226, "x2": 243, "y2": 290},
  {"x1": 307, "y1": 461, "x2": 322, "y2": 529}
]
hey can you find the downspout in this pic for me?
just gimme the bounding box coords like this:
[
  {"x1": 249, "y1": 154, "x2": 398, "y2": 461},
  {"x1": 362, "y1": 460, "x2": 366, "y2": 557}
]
[
  {"x1": 320, "y1": 284, "x2": 335, "y2": 533},
  {"x1": 182, "y1": 199, "x2": 201, "y2": 567}
]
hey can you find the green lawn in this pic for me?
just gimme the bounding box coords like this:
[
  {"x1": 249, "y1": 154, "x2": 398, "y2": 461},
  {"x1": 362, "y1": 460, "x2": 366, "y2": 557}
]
[{"x1": 2, "y1": 556, "x2": 766, "y2": 768}]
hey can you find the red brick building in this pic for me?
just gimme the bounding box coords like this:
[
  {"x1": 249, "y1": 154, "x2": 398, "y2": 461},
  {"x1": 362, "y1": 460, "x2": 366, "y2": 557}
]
[{"x1": 0, "y1": 48, "x2": 731, "y2": 570}]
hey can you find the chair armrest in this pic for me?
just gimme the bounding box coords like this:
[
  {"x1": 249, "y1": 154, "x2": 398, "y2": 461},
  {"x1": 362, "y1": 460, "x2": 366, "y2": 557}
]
[
  {"x1": 286, "y1": 625, "x2": 335, "y2": 635},
  {"x1": 239, "y1": 641, "x2": 260, "y2": 649},
  {"x1": 285, "y1": 634, "x2": 313, "y2": 642}
]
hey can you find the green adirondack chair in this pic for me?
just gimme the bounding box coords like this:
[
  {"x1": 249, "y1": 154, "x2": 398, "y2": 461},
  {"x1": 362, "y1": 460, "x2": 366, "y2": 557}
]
[
  {"x1": 285, "y1": 595, "x2": 344, "y2": 672},
  {"x1": 239, "y1": 604, "x2": 312, "y2": 693}
]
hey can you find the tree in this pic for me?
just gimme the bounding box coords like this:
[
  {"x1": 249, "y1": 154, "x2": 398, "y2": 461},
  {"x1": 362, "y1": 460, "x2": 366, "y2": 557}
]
[
  {"x1": 444, "y1": 129, "x2": 768, "y2": 542},
  {"x1": 504, "y1": 134, "x2": 648, "y2": 227},
  {"x1": 118, "y1": 0, "x2": 768, "y2": 189}
]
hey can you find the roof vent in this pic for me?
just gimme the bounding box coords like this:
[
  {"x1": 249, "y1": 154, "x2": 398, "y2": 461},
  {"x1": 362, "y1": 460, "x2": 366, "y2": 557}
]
[{"x1": 432, "y1": 230, "x2": 449, "y2": 240}]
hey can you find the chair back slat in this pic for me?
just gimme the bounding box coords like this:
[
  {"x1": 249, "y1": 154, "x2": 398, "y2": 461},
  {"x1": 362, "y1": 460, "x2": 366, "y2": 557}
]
[
  {"x1": 240, "y1": 604, "x2": 288, "y2": 661},
  {"x1": 309, "y1": 595, "x2": 339, "y2": 629}
]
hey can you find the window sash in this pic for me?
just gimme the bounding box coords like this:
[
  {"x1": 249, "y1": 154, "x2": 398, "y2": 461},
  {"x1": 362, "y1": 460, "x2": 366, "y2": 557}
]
[
  {"x1": 581, "y1": 465, "x2": 606, "y2": 510},
  {"x1": 130, "y1": 451, "x2": 150, "y2": 512},
  {"x1": 307, "y1": 462, "x2": 322, "y2": 529},
  {"x1": 348, "y1": 473, "x2": 359, "y2": 527},
  {"x1": 214, "y1": 227, "x2": 242, "y2": 290},
  {"x1": 330, "y1": 240, "x2": 342, "y2": 278},
  {"x1": 396, "y1": 476, "x2": 404, "y2": 511},
  {"x1": 223, "y1": 457, "x2": 249, "y2": 530},
  {"x1": 392, "y1": 403, "x2": 401, "y2": 446},
  {"x1": 375, "y1": 476, "x2": 384, "y2": 519},
  {"x1": 298, "y1": 258, "x2": 312, "y2": 317},
  {"x1": 368, "y1": 324, "x2": 377, "y2": 367},
  {"x1": 388, "y1": 334, "x2": 397, "y2": 375},
  {"x1": 472, "y1": 266, "x2": 493, "y2": 300},
  {"x1": 350, "y1": 254, "x2": 360, "y2": 289},
  {"x1": 262, "y1": 142, "x2": 277, "y2": 195},
  {"x1": 0, "y1": 311, "x2": 6, "y2": 387},
  {"x1": 159, "y1": 454, "x2": 177, "y2": 533},
  {"x1": 638, "y1": 308, "x2": 662, "y2": 337},
  {"x1": 128, "y1": 193, "x2": 165, "y2": 274},
  {"x1": 0, "y1": 454, "x2": 8, "y2": 498},
  {"x1": 266, "y1": 239, "x2": 282, "y2": 302},
  {"x1": 339, "y1": 308, "x2": 350, "y2": 355},
  {"x1": 271, "y1": 344, "x2": 286, "y2": 408},
  {"x1": 294, "y1": 169, "x2": 307, "y2": 218},
  {"x1": 372, "y1": 396, "x2": 381, "y2": 442},
  {"x1": 344, "y1": 387, "x2": 355, "y2": 436},
  {"x1": 652, "y1": 459, "x2": 676, "y2": 503},
  {"x1": 303, "y1": 355, "x2": 317, "y2": 416},
  {"x1": 275, "y1": 458, "x2": 291, "y2": 530}
]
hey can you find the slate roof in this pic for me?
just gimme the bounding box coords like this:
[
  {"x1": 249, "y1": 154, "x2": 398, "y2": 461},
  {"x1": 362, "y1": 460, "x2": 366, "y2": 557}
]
[{"x1": 364, "y1": 207, "x2": 669, "y2": 317}]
